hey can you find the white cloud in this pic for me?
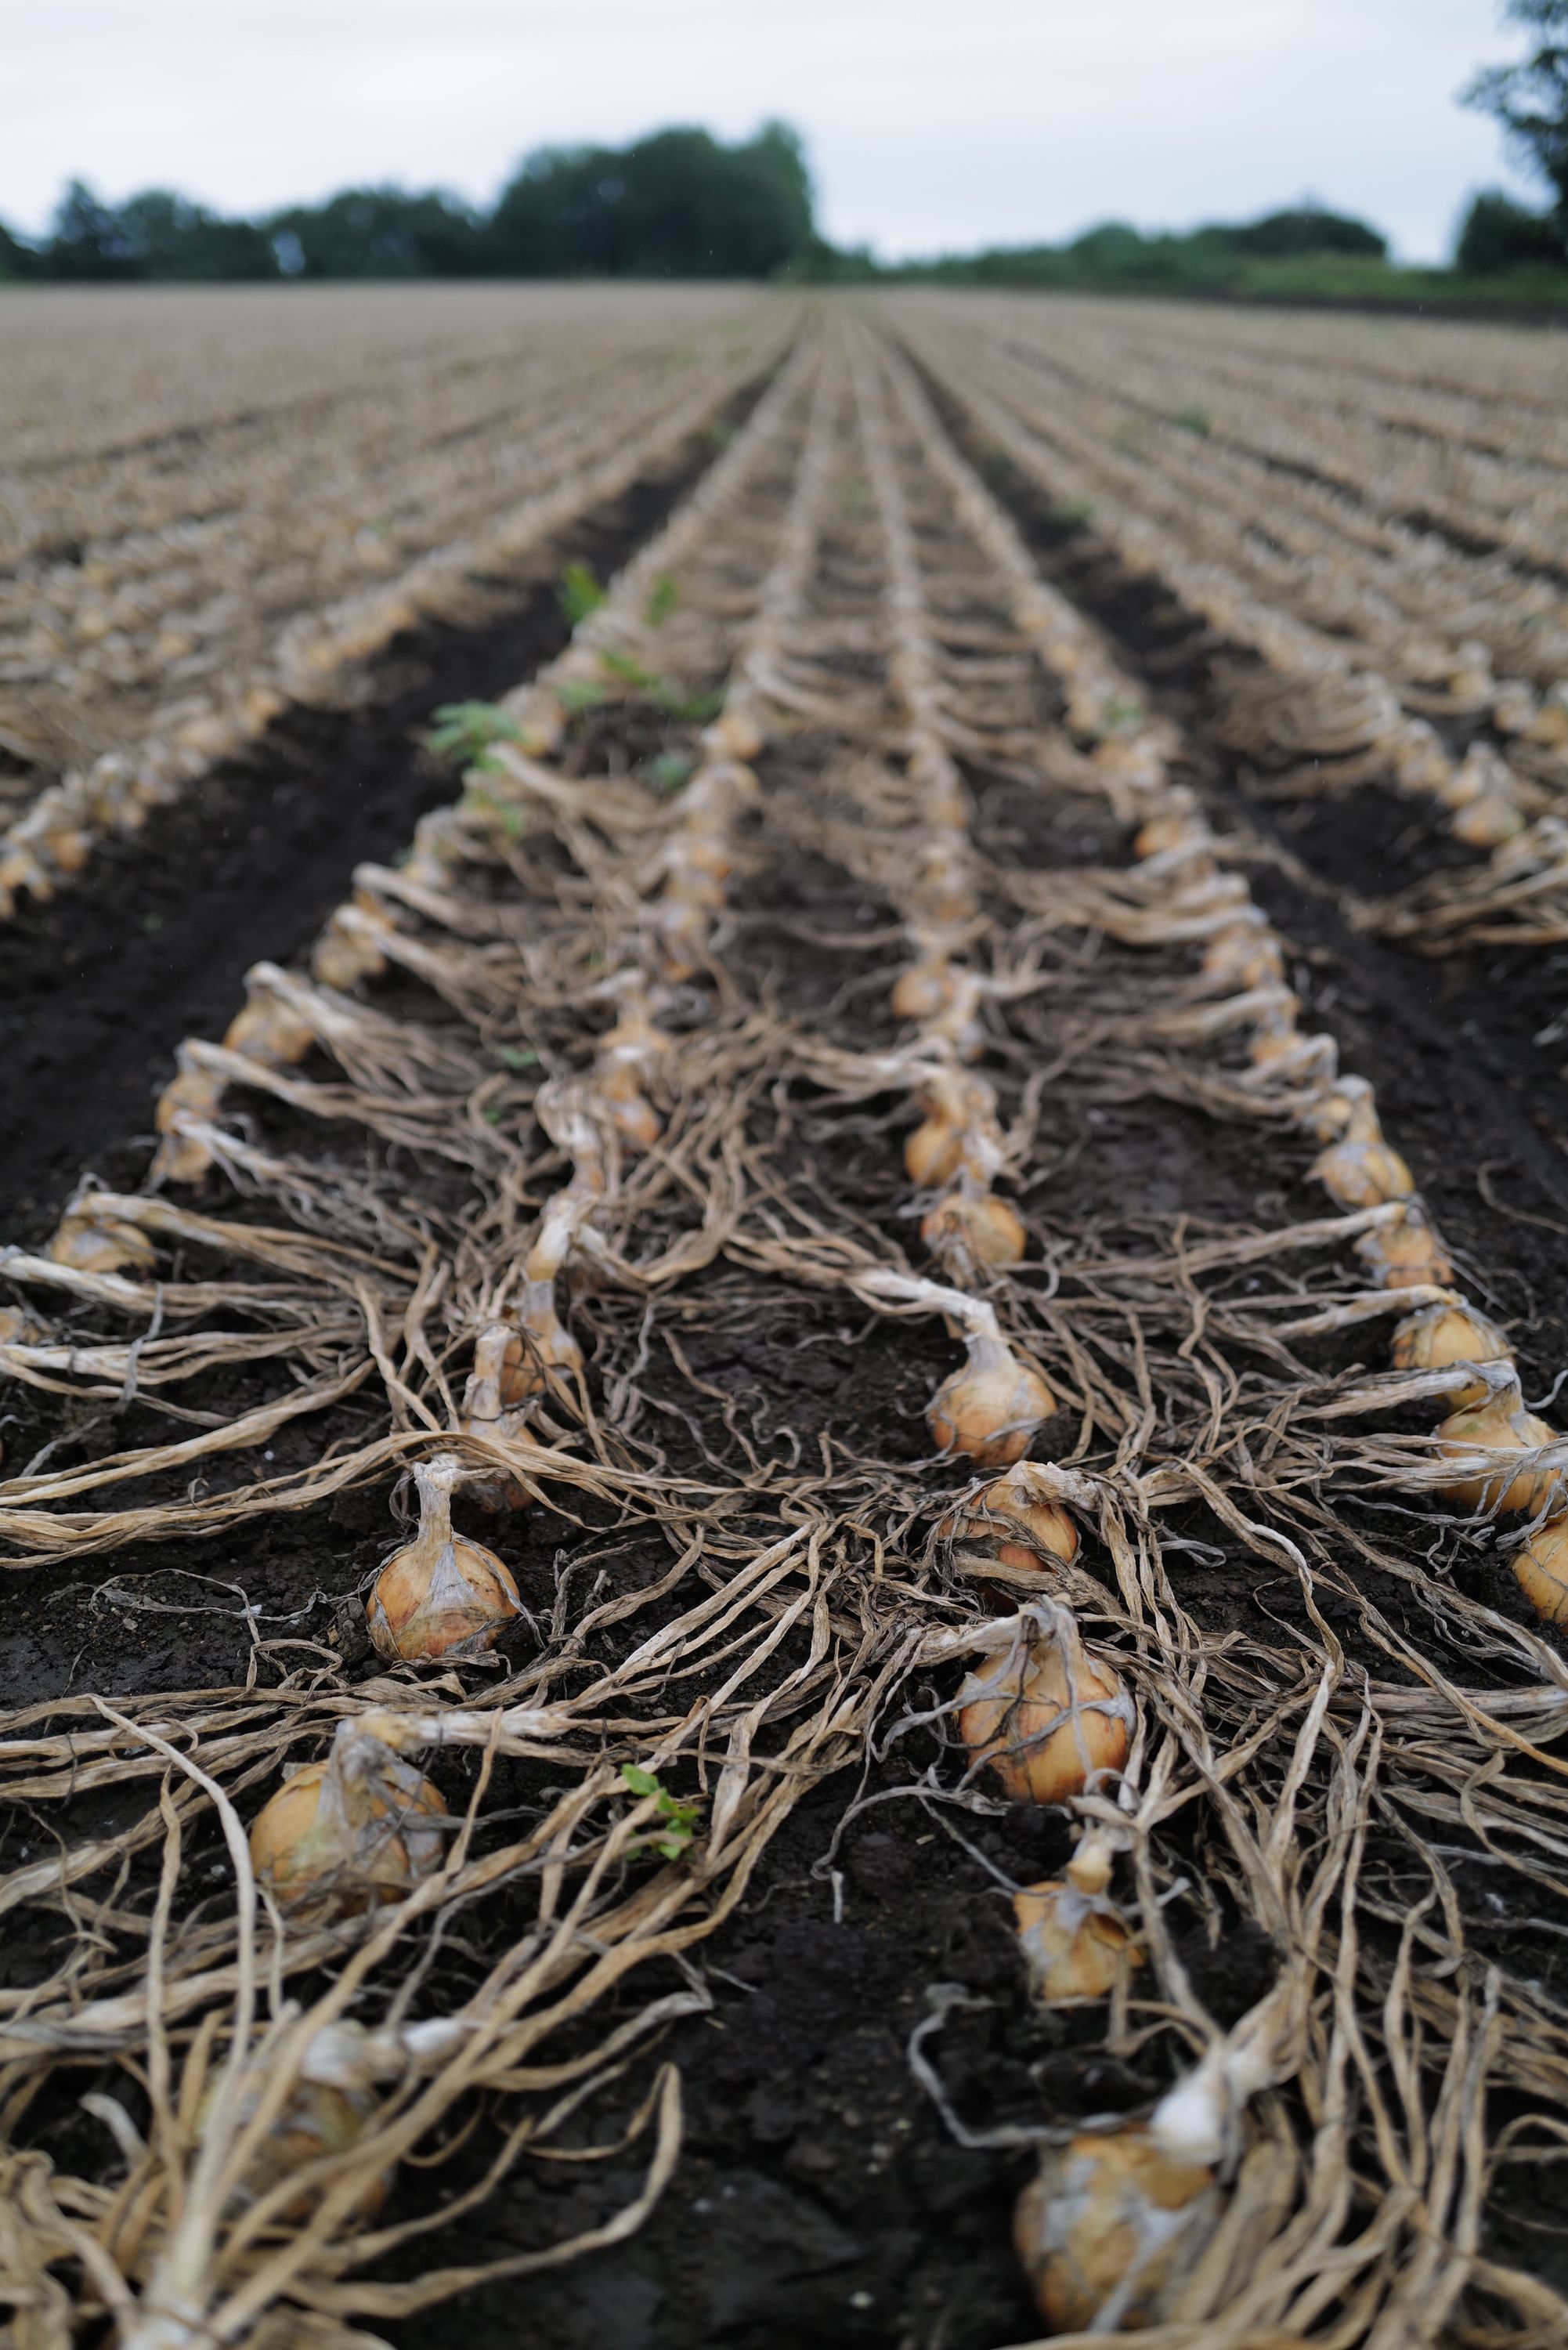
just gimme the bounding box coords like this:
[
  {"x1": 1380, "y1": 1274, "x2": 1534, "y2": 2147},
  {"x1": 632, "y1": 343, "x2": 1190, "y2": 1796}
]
[{"x1": 0, "y1": 0, "x2": 1541, "y2": 260}]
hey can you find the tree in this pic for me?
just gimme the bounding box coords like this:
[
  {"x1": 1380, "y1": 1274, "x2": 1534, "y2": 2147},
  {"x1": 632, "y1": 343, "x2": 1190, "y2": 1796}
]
[
  {"x1": 1465, "y1": 0, "x2": 1568, "y2": 217},
  {"x1": 265, "y1": 188, "x2": 484, "y2": 278},
  {"x1": 1454, "y1": 186, "x2": 1567, "y2": 269},
  {"x1": 1225, "y1": 205, "x2": 1386, "y2": 258},
  {"x1": 117, "y1": 192, "x2": 278, "y2": 280},
  {"x1": 45, "y1": 180, "x2": 142, "y2": 278}
]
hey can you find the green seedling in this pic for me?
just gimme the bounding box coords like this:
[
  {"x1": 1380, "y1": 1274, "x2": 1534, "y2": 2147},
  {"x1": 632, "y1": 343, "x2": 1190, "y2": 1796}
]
[
  {"x1": 1172, "y1": 404, "x2": 1212, "y2": 437},
  {"x1": 498, "y1": 1044, "x2": 540, "y2": 1072},
  {"x1": 599, "y1": 649, "x2": 722, "y2": 725},
  {"x1": 558, "y1": 678, "x2": 609, "y2": 713},
  {"x1": 1111, "y1": 419, "x2": 1143, "y2": 456},
  {"x1": 558, "y1": 560, "x2": 605, "y2": 626},
  {"x1": 459, "y1": 784, "x2": 526, "y2": 841},
  {"x1": 644, "y1": 573, "x2": 679, "y2": 627},
  {"x1": 427, "y1": 701, "x2": 522, "y2": 769},
  {"x1": 1102, "y1": 695, "x2": 1147, "y2": 730},
  {"x1": 645, "y1": 750, "x2": 694, "y2": 796},
  {"x1": 707, "y1": 419, "x2": 735, "y2": 450},
  {"x1": 1050, "y1": 496, "x2": 1096, "y2": 527},
  {"x1": 620, "y1": 1762, "x2": 702, "y2": 1860}
]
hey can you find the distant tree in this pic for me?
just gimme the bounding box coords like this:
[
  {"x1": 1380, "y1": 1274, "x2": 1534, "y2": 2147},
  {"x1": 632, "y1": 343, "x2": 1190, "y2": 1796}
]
[
  {"x1": 45, "y1": 180, "x2": 142, "y2": 278},
  {"x1": 1465, "y1": 0, "x2": 1568, "y2": 216},
  {"x1": 1225, "y1": 205, "x2": 1387, "y2": 258},
  {"x1": 117, "y1": 191, "x2": 278, "y2": 280},
  {"x1": 1454, "y1": 186, "x2": 1567, "y2": 269},
  {"x1": 266, "y1": 187, "x2": 485, "y2": 278},
  {"x1": 0, "y1": 218, "x2": 40, "y2": 280},
  {"x1": 487, "y1": 122, "x2": 816, "y2": 278}
]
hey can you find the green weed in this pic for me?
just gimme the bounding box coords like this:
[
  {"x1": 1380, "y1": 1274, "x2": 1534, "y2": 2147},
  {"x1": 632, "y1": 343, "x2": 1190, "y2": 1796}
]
[
  {"x1": 558, "y1": 560, "x2": 605, "y2": 627},
  {"x1": 620, "y1": 1763, "x2": 702, "y2": 1860},
  {"x1": 425, "y1": 700, "x2": 522, "y2": 768}
]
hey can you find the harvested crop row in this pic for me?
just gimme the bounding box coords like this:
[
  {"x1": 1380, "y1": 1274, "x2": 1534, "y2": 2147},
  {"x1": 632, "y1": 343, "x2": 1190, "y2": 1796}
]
[
  {"x1": 2, "y1": 309, "x2": 1568, "y2": 2348},
  {"x1": 0, "y1": 288, "x2": 792, "y2": 917},
  {"x1": 892, "y1": 298, "x2": 1568, "y2": 956}
]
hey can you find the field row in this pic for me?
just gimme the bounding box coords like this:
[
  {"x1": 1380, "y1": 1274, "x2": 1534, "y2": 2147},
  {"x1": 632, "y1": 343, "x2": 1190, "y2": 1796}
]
[{"x1": 2, "y1": 302, "x2": 1567, "y2": 2346}]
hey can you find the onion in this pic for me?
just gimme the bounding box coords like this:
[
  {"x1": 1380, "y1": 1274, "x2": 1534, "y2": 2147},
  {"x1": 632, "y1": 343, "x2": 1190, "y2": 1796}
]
[
  {"x1": 152, "y1": 1061, "x2": 228, "y2": 1184},
  {"x1": 48, "y1": 1209, "x2": 157, "y2": 1277},
  {"x1": 1515, "y1": 1517, "x2": 1568, "y2": 1624},
  {"x1": 195, "y1": 2072, "x2": 388, "y2": 2222},
  {"x1": 1436, "y1": 1389, "x2": 1560, "y2": 1516},
  {"x1": 929, "y1": 1332, "x2": 1057, "y2": 1467},
  {"x1": 701, "y1": 709, "x2": 765, "y2": 761},
  {"x1": 951, "y1": 1466, "x2": 1080, "y2": 1574},
  {"x1": 891, "y1": 957, "x2": 956, "y2": 1020},
  {"x1": 1014, "y1": 2128, "x2": 1219, "y2": 2331},
  {"x1": 1391, "y1": 1302, "x2": 1511, "y2": 1409},
  {"x1": 249, "y1": 1722, "x2": 447, "y2": 1915},
  {"x1": 1313, "y1": 1134, "x2": 1414, "y2": 1209},
  {"x1": 920, "y1": 1191, "x2": 1026, "y2": 1267},
  {"x1": 1354, "y1": 1205, "x2": 1453, "y2": 1289},
  {"x1": 905, "y1": 1112, "x2": 963, "y2": 1189},
  {"x1": 958, "y1": 1625, "x2": 1132, "y2": 1804},
  {"x1": 1014, "y1": 1875, "x2": 1141, "y2": 2001},
  {"x1": 224, "y1": 986, "x2": 315, "y2": 1068},
  {"x1": 367, "y1": 1455, "x2": 522, "y2": 1662}
]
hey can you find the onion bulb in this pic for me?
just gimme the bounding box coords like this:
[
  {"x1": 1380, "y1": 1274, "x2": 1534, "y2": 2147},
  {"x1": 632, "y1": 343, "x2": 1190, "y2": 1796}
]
[
  {"x1": 1515, "y1": 1517, "x2": 1568, "y2": 1624},
  {"x1": 930, "y1": 1332, "x2": 1056, "y2": 1467},
  {"x1": 905, "y1": 1112, "x2": 963, "y2": 1189},
  {"x1": 949, "y1": 1466, "x2": 1080, "y2": 1574},
  {"x1": 224, "y1": 987, "x2": 316, "y2": 1068},
  {"x1": 921, "y1": 1191, "x2": 1026, "y2": 1267},
  {"x1": 1436, "y1": 1388, "x2": 1559, "y2": 1516},
  {"x1": 1392, "y1": 1302, "x2": 1511, "y2": 1409},
  {"x1": 152, "y1": 1060, "x2": 229, "y2": 1184},
  {"x1": 48, "y1": 1209, "x2": 157, "y2": 1277},
  {"x1": 891, "y1": 958, "x2": 956, "y2": 1021},
  {"x1": 196, "y1": 2070, "x2": 388, "y2": 2222},
  {"x1": 1354, "y1": 1206, "x2": 1453, "y2": 1290},
  {"x1": 1014, "y1": 2127, "x2": 1219, "y2": 2331},
  {"x1": 1014, "y1": 1874, "x2": 1142, "y2": 2001},
  {"x1": 1313, "y1": 1133, "x2": 1414, "y2": 1209},
  {"x1": 958, "y1": 1628, "x2": 1132, "y2": 1804},
  {"x1": 701, "y1": 709, "x2": 765, "y2": 761},
  {"x1": 249, "y1": 1722, "x2": 447, "y2": 1915},
  {"x1": 368, "y1": 1455, "x2": 521, "y2": 1662}
]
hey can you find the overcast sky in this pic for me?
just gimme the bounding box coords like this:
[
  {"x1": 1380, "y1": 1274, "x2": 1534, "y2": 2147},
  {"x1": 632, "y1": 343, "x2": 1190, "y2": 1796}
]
[{"x1": 0, "y1": 0, "x2": 1541, "y2": 262}]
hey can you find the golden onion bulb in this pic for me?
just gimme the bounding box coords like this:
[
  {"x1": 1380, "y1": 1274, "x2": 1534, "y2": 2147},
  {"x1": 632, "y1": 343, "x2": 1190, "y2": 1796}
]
[
  {"x1": 905, "y1": 1115, "x2": 963, "y2": 1189},
  {"x1": 196, "y1": 2072, "x2": 387, "y2": 2222},
  {"x1": 891, "y1": 959, "x2": 955, "y2": 1021},
  {"x1": 1013, "y1": 1878, "x2": 1142, "y2": 2001},
  {"x1": 1391, "y1": 1303, "x2": 1511, "y2": 1410},
  {"x1": 920, "y1": 1191, "x2": 1027, "y2": 1267},
  {"x1": 953, "y1": 1469, "x2": 1080, "y2": 1574},
  {"x1": 1515, "y1": 1517, "x2": 1568, "y2": 1625},
  {"x1": 1436, "y1": 1392, "x2": 1559, "y2": 1516},
  {"x1": 224, "y1": 992, "x2": 316, "y2": 1068},
  {"x1": 249, "y1": 1728, "x2": 447, "y2": 1916},
  {"x1": 929, "y1": 1335, "x2": 1056, "y2": 1468},
  {"x1": 47, "y1": 1210, "x2": 157, "y2": 1277},
  {"x1": 1354, "y1": 1206, "x2": 1454, "y2": 1289},
  {"x1": 1014, "y1": 2128, "x2": 1219, "y2": 2331},
  {"x1": 1313, "y1": 1136, "x2": 1414, "y2": 1209},
  {"x1": 958, "y1": 1632, "x2": 1132, "y2": 1805},
  {"x1": 368, "y1": 1455, "x2": 521, "y2": 1663}
]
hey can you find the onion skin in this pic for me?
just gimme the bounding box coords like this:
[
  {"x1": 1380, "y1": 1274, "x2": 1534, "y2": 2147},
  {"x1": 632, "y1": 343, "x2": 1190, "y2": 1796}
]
[
  {"x1": 948, "y1": 1472, "x2": 1080, "y2": 1574},
  {"x1": 921, "y1": 1191, "x2": 1027, "y2": 1267},
  {"x1": 1516, "y1": 1518, "x2": 1568, "y2": 1624},
  {"x1": 928, "y1": 1340, "x2": 1056, "y2": 1468},
  {"x1": 1313, "y1": 1136, "x2": 1414, "y2": 1209},
  {"x1": 196, "y1": 2074, "x2": 388, "y2": 2222},
  {"x1": 368, "y1": 1456, "x2": 522, "y2": 1662},
  {"x1": 1014, "y1": 1878, "x2": 1142, "y2": 2001},
  {"x1": 958, "y1": 1635, "x2": 1131, "y2": 1805},
  {"x1": 249, "y1": 1752, "x2": 447, "y2": 1915},
  {"x1": 891, "y1": 960, "x2": 955, "y2": 1020},
  {"x1": 1437, "y1": 1394, "x2": 1559, "y2": 1515},
  {"x1": 905, "y1": 1115, "x2": 963, "y2": 1188},
  {"x1": 1014, "y1": 2127, "x2": 1219, "y2": 2331},
  {"x1": 1391, "y1": 1303, "x2": 1511, "y2": 1411},
  {"x1": 1354, "y1": 1208, "x2": 1454, "y2": 1290},
  {"x1": 47, "y1": 1212, "x2": 157, "y2": 1277}
]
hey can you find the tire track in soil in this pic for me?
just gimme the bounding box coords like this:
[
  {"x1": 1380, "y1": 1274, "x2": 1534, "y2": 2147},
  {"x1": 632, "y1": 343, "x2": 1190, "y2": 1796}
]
[
  {"x1": 0, "y1": 385, "x2": 768, "y2": 1246},
  {"x1": 915, "y1": 365, "x2": 1568, "y2": 1401}
]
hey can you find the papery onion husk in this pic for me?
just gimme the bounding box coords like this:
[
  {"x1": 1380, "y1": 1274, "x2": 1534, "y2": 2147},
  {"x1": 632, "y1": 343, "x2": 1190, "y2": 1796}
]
[
  {"x1": 929, "y1": 1335, "x2": 1056, "y2": 1468},
  {"x1": 1014, "y1": 2127, "x2": 1219, "y2": 2332},
  {"x1": 1014, "y1": 1876, "x2": 1142, "y2": 2001},
  {"x1": 1391, "y1": 1302, "x2": 1511, "y2": 1410},
  {"x1": 920, "y1": 1191, "x2": 1027, "y2": 1267},
  {"x1": 368, "y1": 1454, "x2": 521, "y2": 1662},
  {"x1": 1515, "y1": 1517, "x2": 1568, "y2": 1625},
  {"x1": 1313, "y1": 1135, "x2": 1414, "y2": 1209},
  {"x1": 249, "y1": 1724, "x2": 447, "y2": 1915},
  {"x1": 196, "y1": 2072, "x2": 388, "y2": 2222},
  {"x1": 224, "y1": 989, "x2": 316, "y2": 1068},
  {"x1": 891, "y1": 958, "x2": 956, "y2": 1020},
  {"x1": 958, "y1": 1632, "x2": 1132, "y2": 1805},
  {"x1": 1436, "y1": 1390, "x2": 1560, "y2": 1516},
  {"x1": 1354, "y1": 1205, "x2": 1454, "y2": 1289},
  {"x1": 948, "y1": 1467, "x2": 1080, "y2": 1574},
  {"x1": 47, "y1": 1210, "x2": 157, "y2": 1277},
  {"x1": 905, "y1": 1113, "x2": 963, "y2": 1189}
]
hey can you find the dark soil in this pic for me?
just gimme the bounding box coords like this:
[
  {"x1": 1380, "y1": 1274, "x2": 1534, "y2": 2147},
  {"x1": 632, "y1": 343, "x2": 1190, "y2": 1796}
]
[
  {"x1": 0, "y1": 392, "x2": 763, "y2": 1247},
  {"x1": 8, "y1": 393, "x2": 1568, "y2": 2348}
]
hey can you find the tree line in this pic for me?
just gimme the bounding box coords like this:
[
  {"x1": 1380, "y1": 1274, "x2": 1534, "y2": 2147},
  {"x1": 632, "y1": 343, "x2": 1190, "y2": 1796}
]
[{"x1": 4, "y1": 9, "x2": 1567, "y2": 292}]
